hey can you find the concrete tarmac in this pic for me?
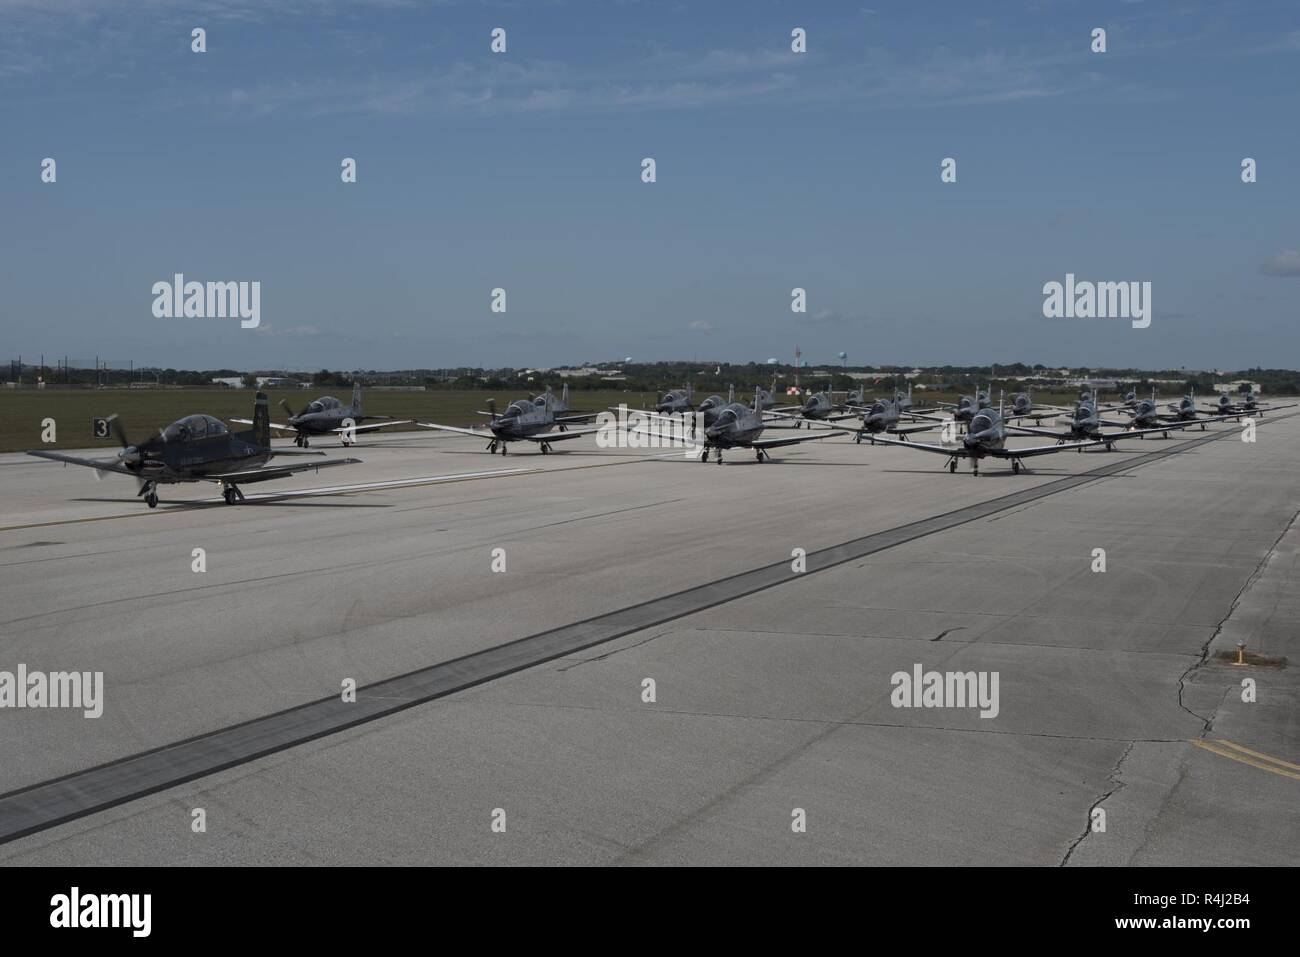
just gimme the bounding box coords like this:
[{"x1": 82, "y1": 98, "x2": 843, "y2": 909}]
[{"x1": 0, "y1": 413, "x2": 1296, "y2": 864}]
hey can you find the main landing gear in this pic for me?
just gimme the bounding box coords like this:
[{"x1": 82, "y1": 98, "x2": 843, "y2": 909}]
[
  {"x1": 754, "y1": 448, "x2": 769, "y2": 462},
  {"x1": 221, "y1": 483, "x2": 245, "y2": 505},
  {"x1": 295, "y1": 434, "x2": 310, "y2": 448},
  {"x1": 539, "y1": 442, "x2": 553, "y2": 454},
  {"x1": 947, "y1": 457, "x2": 958, "y2": 474},
  {"x1": 486, "y1": 440, "x2": 507, "y2": 455}
]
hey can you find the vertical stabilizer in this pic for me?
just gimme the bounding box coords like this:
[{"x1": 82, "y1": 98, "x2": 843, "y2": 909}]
[{"x1": 253, "y1": 392, "x2": 271, "y2": 447}]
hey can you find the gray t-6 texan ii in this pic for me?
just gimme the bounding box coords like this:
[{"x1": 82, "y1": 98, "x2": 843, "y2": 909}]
[
  {"x1": 231, "y1": 382, "x2": 411, "y2": 447},
  {"x1": 416, "y1": 397, "x2": 600, "y2": 454},
  {"x1": 1226, "y1": 389, "x2": 1297, "y2": 417},
  {"x1": 631, "y1": 391, "x2": 847, "y2": 463},
  {"x1": 1202, "y1": 390, "x2": 1297, "y2": 418},
  {"x1": 1005, "y1": 390, "x2": 1195, "y2": 448},
  {"x1": 800, "y1": 394, "x2": 937, "y2": 443},
  {"x1": 654, "y1": 383, "x2": 695, "y2": 414},
  {"x1": 863, "y1": 398, "x2": 1102, "y2": 475},
  {"x1": 767, "y1": 384, "x2": 862, "y2": 426},
  {"x1": 26, "y1": 393, "x2": 359, "y2": 507},
  {"x1": 1158, "y1": 389, "x2": 1245, "y2": 429}
]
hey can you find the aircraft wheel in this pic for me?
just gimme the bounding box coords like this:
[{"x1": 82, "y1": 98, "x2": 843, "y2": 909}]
[
  {"x1": 1163, "y1": 432, "x2": 1169, "y2": 439},
  {"x1": 1200, "y1": 423, "x2": 1206, "y2": 431},
  {"x1": 146, "y1": 493, "x2": 158, "y2": 508},
  {"x1": 302, "y1": 437, "x2": 310, "y2": 447},
  {"x1": 949, "y1": 460, "x2": 957, "y2": 473},
  {"x1": 223, "y1": 488, "x2": 238, "y2": 505},
  {"x1": 500, "y1": 445, "x2": 507, "y2": 455},
  {"x1": 541, "y1": 444, "x2": 549, "y2": 454},
  {"x1": 700, "y1": 450, "x2": 709, "y2": 463},
  {"x1": 1012, "y1": 460, "x2": 1020, "y2": 474},
  {"x1": 854, "y1": 435, "x2": 861, "y2": 444}
]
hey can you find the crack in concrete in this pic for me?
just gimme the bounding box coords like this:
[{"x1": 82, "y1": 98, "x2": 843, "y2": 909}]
[
  {"x1": 1060, "y1": 739, "x2": 1136, "y2": 866},
  {"x1": 1176, "y1": 505, "x2": 1300, "y2": 733}
]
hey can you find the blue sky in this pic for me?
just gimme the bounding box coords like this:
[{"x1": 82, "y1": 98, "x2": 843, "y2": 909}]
[{"x1": 3, "y1": 0, "x2": 1299, "y2": 371}]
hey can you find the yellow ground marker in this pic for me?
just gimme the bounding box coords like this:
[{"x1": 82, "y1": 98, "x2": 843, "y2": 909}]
[{"x1": 1191, "y1": 739, "x2": 1300, "y2": 781}]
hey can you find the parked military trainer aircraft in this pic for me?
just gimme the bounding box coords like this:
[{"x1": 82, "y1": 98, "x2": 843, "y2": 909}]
[
  {"x1": 27, "y1": 393, "x2": 358, "y2": 507},
  {"x1": 1227, "y1": 390, "x2": 1296, "y2": 417},
  {"x1": 417, "y1": 397, "x2": 599, "y2": 454},
  {"x1": 654, "y1": 384, "x2": 694, "y2": 414},
  {"x1": 632, "y1": 391, "x2": 847, "y2": 463},
  {"x1": 768, "y1": 383, "x2": 861, "y2": 426},
  {"x1": 864, "y1": 396, "x2": 1102, "y2": 475},
  {"x1": 232, "y1": 382, "x2": 411, "y2": 447},
  {"x1": 1159, "y1": 389, "x2": 1241, "y2": 430},
  {"x1": 1007, "y1": 390, "x2": 1193, "y2": 448},
  {"x1": 801, "y1": 394, "x2": 937, "y2": 442}
]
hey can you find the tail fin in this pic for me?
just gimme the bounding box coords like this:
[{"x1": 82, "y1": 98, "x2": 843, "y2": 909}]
[
  {"x1": 352, "y1": 381, "x2": 363, "y2": 416},
  {"x1": 253, "y1": 391, "x2": 271, "y2": 447},
  {"x1": 728, "y1": 383, "x2": 735, "y2": 404}
]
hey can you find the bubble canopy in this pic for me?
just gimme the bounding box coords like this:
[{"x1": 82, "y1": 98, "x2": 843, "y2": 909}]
[{"x1": 162, "y1": 415, "x2": 229, "y2": 442}]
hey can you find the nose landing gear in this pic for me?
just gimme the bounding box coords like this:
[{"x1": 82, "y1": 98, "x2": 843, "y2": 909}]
[{"x1": 138, "y1": 480, "x2": 160, "y2": 508}]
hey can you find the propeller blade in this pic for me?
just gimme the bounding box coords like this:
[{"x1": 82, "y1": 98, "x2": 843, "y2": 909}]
[
  {"x1": 279, "y1": 399, "x2": 296, "y2": 417},
  {"x1": 105, "y1": 413, "x2": 130, "y2": 450}
]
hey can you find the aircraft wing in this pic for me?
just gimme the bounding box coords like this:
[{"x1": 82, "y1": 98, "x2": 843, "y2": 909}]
[
  {"x1": 230, "y1": 417, "x2": 296, "y2": 432},
  {"x1": 861, "y1": 435, "x2": 966, "y2": 456},
  {"x1": 329, "y1": 420, "x2": 413, "y2": 434},
  {"x1": 1098, "y1": 423, "x2": 1196, "y2": 440},
  {"x1": 25, "y1": 450, "x2": 139, "y2": 476},
  {"x1": 751, "y1": 430, "x2": 848, "y2": 449},
  {"x1": 522, "y1": 427, "x2": 602, "y2": 442},
  {"x1": 205, "y1": 458, "x2": 361, "y2": 484},
  {"x1": 414, "y1": 421, "x2": 495, "y2": 438},
  {"x1": 989, "y1": 439, "x2": 1103, "y2": 457},
  {"x1": 863, "y1": 435, "x2": 1103, "y2": 457},
  {"x1": 766, "y1": 414, "x2": 857, "y2": 431},
  {"x1": 1005, "y1": 425, "x2": 1073, "y2": 440}
]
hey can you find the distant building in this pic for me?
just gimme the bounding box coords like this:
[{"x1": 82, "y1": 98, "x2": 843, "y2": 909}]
[
  {"x1": 1214, "y1": 379, "x2": 1261, "y2": 393},
  {"x1": 256, "y1": 376, "x2": 301, "y2": 389},
  {"x1": 211, "y1": 377, "x2": 244, "y2": 388}
]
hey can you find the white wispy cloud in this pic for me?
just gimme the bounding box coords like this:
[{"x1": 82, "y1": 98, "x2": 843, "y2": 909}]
[{"x1": 1260, "y1": 251, "x2": 1300, "y2": 277}]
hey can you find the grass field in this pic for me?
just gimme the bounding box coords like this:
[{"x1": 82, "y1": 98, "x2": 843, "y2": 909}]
[
  {"x1": 0, "y1": 386, "x2": 1089, "y2": 452},
  {"x1": 0, "y1": 388, "x2": 657, "y2": 452}
]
